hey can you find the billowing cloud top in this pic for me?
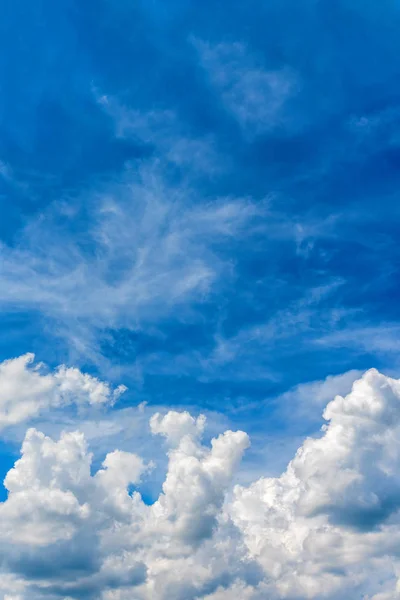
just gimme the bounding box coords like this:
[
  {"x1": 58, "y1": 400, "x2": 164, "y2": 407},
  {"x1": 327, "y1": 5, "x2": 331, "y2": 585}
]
[
  {"x1": 0, "y1": 354, "x2": 126, "y2": 428},
  {"x1": 0, "y1": 359, "x2": 400, "y2": 599}
]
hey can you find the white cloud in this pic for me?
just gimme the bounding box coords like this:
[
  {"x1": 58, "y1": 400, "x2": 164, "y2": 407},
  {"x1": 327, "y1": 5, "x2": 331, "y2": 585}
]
[
  {"x1": 193, "y1": 280, "x2": 347, "y2": 383},
  {"x1": 2, "y1": 368, "x2": 400, "y2": 598},
  {"x1": 199, "y1": 582, "x2": 258, "y2": 600},
  {"x1": 277, "y1": 368, "x2": 364, "y2": 427},
  {"x1": 230, "y1": 368, "x2": 400, "y2": 598},
  {"x1": 0, "y1": 161, "x2": 261, "y2": 370},
  {"x1": 315, "y1": 324, "x2": 400, "y2": 360},
  {"x1": 281, "y1": 368, "x2": 363, "y2": 407},
  {"x1": 1, "y1": 428, "x2": 91, "y2": 546},
  {"x1": 0, "y1": 408, "x2": 249, "y2": 599},
  {"x1": 150, "y1": 410, "x2": 206, "y2": 446},
  {"x1": 195, "y1": 40, "x2": 299, "y2": 137},
  {"x1": 95, "y1": 94, "x2": 224, "y2": 176},
  {"x1": 0, "y1": 353, "x2": 125, "y2": 429}
]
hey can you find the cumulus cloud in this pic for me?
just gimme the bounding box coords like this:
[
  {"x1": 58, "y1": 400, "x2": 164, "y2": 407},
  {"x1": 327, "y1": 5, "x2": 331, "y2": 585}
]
[
  {"x1": 0, "y1": 353, "x2": 125, "y2": 428},
  {"x1": 150, "y1": 410, "x2": 206, "y2": 445},
  {"x1": 0, "y1": 406, "x2": 249, "y2": 599},
  {"x1": 277, "y1": 368, "x2": 364, "y2": 428},
  {"x1": 2, "y1": 368, "x2": 400, "y2": 598},
  {"x1": 230, "y1": 368, "x2": 400, "y2": 598}
]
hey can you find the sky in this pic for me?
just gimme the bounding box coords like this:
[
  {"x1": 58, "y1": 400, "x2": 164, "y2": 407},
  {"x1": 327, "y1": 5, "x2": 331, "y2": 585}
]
[{"x1": 1, "y1": 1, "x2": 400, "y2": 598}]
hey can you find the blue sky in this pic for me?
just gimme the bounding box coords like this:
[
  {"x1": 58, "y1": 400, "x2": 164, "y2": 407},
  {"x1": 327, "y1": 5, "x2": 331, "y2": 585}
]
[
  {"x1": 1, "y1": 3, "x2": 400, "y2": 597},
  {"x1": 2, "y1": 1, "x2": 400, "y2": 418}
]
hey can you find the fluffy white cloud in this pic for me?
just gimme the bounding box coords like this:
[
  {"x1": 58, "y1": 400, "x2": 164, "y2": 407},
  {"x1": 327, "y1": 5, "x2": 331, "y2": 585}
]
[
  {"x1": 230, "y1": 368, "x2": 400, "y2": 598},
  {"x1": 2, "y1": 368, "x2": 400, "y2": 598},
  {"x1": 0, "y1": 402, "x2": 249, "y2": 599},
  {"x1": 0, "y1": 353, "x2": 125, "y2": 428},
  {"x1": 1, "y1": 428, "x2": 91, "y2": 546},
  {"x1": 150, "y1": 410, "x2": 206, "y2": 445}
]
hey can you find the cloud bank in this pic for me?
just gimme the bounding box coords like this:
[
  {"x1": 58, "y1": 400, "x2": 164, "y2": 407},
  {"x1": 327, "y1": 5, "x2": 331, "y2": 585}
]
[
  {"x1": 1, "y1": 361, "x2": 400, "y2": 599},
  {"x1": 0, "y1": 353, "x2": 125, "y2": 428}
]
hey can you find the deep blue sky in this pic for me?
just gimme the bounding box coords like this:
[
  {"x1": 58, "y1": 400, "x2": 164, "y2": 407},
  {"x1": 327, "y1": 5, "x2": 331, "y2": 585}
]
[{"x1": 1, "y1": 0, "x2": 400, "y2": 464}]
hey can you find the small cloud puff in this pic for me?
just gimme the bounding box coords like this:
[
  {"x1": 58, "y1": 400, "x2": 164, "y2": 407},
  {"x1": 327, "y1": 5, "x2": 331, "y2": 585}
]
[
  {"x1": 0, "y1": 353, "x2": 126, "y2": 428},
  {"x1": 150, "y1": 410, "x2": 206, "y2": 445}
]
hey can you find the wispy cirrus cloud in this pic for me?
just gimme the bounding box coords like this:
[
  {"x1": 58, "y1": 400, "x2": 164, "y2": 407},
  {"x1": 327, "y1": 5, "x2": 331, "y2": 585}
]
[
  {"x1": 194, "y1": 39, "x2": 300, "y2": 137},
  {"x1": 315, "y1": 323, "x2": 400, "y2": 364},
  {"x1": 95, "y1": 93, "x2": 225, "y2": 176},
  {"x1": 0, "y1": 93, "x2": 341, "y2": 382},
  {"x1": 0, "y1": 157, "x2": 262, "y2": 369}
]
